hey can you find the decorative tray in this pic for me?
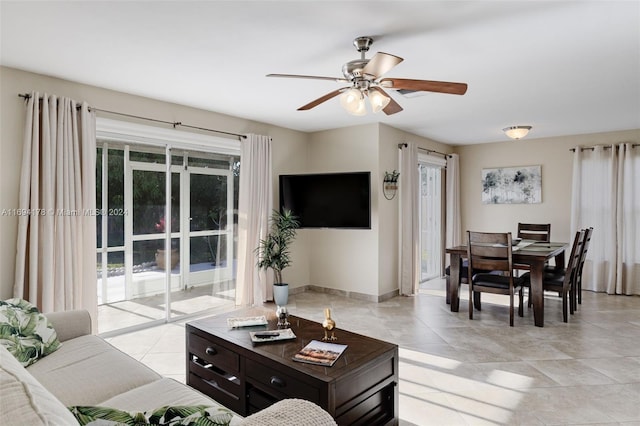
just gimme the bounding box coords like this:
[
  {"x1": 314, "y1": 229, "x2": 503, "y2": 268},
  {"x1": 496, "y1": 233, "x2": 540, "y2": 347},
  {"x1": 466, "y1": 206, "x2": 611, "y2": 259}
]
[
  {"x1": 249, "y1": 328, "x2": 296, "y2": 343},
  {"x1": 227, "y1": 315, "x2": 268, "y2": 328}
]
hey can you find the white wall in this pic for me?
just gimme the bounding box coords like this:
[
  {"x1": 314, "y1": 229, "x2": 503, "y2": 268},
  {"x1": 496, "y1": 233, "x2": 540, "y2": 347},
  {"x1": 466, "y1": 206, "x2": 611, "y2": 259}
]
[{"x1": 455, "y1": 129, "x2": 640, "y2": 245}]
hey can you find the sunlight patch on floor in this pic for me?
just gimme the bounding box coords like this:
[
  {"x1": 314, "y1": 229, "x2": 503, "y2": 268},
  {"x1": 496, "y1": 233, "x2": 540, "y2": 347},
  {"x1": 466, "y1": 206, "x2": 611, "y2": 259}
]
[
  {"x1": 400, "y1": 347, "x2": 461, "y2": 370},
  {"x1": 399, "y1": 348, "x2": 533, "y2": 425}
]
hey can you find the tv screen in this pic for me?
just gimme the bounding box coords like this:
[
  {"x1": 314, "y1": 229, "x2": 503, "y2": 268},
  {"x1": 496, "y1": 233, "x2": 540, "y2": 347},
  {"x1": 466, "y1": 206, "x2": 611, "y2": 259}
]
[{"x1": 279, "y1": 172, "x2": 371, "y2": 229}]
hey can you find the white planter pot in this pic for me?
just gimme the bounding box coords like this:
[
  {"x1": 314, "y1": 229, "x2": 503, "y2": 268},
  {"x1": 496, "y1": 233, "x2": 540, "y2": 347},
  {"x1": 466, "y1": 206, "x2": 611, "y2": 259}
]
[{"x1": 273, "y1": 283, "x2": 289, "y2": 306}]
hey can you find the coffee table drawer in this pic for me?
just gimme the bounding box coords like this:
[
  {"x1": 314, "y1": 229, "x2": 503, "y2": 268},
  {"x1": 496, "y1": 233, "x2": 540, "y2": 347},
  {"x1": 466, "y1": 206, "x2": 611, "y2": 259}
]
[
  {"x1": 188, "y1": 372, "x2": 243, "y2": 415},
  {"x1": 335, "y1": 381, "x2": 395, "y2": 426},
  {"x1": 245, "y1": 358, "x2": 320, "y2": 403},
  {"x1": 189, "y1": 333, "x2": 239, "y2": 374}
]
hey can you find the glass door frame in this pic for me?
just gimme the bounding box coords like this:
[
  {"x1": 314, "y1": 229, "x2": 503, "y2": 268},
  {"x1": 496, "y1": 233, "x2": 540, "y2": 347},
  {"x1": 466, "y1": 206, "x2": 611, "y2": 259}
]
[
  {"x1": 182, "y1": 163, "x2": 235, "y2": 303},
  {"x1": 418, "y1": 153, "x2": 446, "y2": 283},
  {"x1": 96, "y1": 118, "x2": 241, "y2": 335},
  {"x1": 125, "y1": 150, "x2": 183, "y2": 320}
]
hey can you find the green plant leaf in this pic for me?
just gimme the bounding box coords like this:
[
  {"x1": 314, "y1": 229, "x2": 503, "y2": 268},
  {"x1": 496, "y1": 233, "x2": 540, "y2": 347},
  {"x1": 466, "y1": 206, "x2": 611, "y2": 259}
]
[{"x1": 256, "y1": 209, "x2": 299, "y2": 284}]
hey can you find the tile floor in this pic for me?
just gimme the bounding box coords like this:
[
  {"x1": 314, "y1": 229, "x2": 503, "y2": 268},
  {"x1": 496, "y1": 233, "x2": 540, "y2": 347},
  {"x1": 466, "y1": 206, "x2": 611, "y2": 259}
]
[{"x1": 105, "y1": 279, "x2": 640, "y2": 425}]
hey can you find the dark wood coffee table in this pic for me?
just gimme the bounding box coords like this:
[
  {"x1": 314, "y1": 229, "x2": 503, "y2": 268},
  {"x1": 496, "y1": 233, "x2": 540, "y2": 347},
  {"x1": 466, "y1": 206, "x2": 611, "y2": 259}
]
[{"x1": 186, "y1": 308, "x2": 398, "y2": 425}]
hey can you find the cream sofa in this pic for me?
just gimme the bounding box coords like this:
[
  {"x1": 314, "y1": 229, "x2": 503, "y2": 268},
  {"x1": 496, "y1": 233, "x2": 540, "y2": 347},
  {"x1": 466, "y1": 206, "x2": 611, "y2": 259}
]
[{"x1": 0, "y1": 309, "x2": 336, "y2": 426}]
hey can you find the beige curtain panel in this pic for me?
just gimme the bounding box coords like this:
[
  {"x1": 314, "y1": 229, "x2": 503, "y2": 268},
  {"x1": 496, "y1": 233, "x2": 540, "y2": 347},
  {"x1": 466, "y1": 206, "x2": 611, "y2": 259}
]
[
  {"x1": 446, "y1": 153, "x2": 462, "y2": 249},
  {"x1": 14, "y1": 92, "x2": 97, "y2": 326},
  {"x1": 570, "y1": 143, "x2": 639, "y2": 295},
  {"x1": 399, "y1": 142, "x2": 419, "y2": 296},
  {"x1": 235, "y1": 134, "x2": 273, "y2": 306}
]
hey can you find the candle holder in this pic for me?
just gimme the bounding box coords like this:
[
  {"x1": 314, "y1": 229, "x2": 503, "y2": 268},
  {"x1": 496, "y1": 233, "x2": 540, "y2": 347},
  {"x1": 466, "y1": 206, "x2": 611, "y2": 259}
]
[
  {"x1": 322, "y1": 308, "x2": 337, "y2": 341},
  {"x1": 274, "y1": 283, "x2": 290, "y2": 327}
]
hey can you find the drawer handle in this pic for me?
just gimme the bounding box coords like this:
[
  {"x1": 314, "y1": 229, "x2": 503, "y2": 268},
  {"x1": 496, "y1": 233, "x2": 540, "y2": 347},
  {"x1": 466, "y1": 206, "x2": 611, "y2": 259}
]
[
  {"x1": 205, "y1": 347, "x2": 217, "y2": 356},
  {"x1": 270, "y1": 376, "x2": 286, "y2": 388}
]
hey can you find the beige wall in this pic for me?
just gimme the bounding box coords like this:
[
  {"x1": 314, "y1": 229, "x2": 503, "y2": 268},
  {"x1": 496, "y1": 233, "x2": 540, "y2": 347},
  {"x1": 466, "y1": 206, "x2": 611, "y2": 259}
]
[
  {"x1": 301, "y1": 124, "x2": 380, "y2": 296},
  {"x1": 455, "y1": 129, "x2": 640, "y2": 245}
]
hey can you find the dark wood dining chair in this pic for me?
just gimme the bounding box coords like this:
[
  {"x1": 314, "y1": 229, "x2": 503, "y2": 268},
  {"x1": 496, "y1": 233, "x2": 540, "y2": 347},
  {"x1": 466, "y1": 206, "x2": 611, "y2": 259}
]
[
  {"x1": 530, "y1": 229, "x2": 585, "y2": 322},
  {"x1": 575, "y1": 227, "x2": 593, "y2": 306},
  {"x1": 467, "y1": 231, "x2": 527, "y2": 326},
  {"x1": 545, "y1": 227, "x2": 593, "y2": 310},
  {"x1": 517, "y1": 223, "x2": 551, "y2": 242},
  {"x1": 445, "y1": 259, "x2": 469, "y2": 304},
  {"x1": 445, "y1": 260, "x2": 494, "y2": 304},
  {"x1": 516, "y1": 223, "x2": 552, "y2": 306}
]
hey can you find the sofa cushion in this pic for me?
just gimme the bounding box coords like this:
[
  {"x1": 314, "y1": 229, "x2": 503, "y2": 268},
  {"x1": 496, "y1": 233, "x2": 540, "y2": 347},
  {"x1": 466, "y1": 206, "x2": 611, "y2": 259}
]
[
  {"x1": 27, "y1": 334, "x2": 161, "y2": 406},
  {"x1": 0, "y1": 298, "x2": 61, "y2": 367},
  {"x1": 68, "y1": 404, "x2": 234, "y2": 426},
  {"x1": 99, "y1": 378, "x2": 243, "y2": 425},
  {"x1": 0, "y1": 344, "x2": 79, "y2": 426}
]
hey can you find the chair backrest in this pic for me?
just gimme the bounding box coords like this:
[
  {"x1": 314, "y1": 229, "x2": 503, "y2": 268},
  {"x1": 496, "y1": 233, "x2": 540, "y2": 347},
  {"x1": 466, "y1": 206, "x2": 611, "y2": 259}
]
[
  {"x1": 562, "y1": 229, "x2": 586, "y2": 291},
  {"x1": 576, "y1": 227, "x2": 594, "y2": 278},
  {"x1": 517, "y1": 223, "x2": 551, "y2": 242},
  {"x1": 466, "y1": 231, "x2": 513, "y2": 283}
]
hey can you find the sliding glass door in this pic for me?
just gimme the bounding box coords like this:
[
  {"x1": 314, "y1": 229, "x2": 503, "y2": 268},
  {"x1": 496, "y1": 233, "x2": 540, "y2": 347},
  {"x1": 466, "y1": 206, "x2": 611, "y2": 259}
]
[
  {"x1": 97, "y1": 141, "x2": 239, "y2": 334},
  {"x1": 181, "y1": 160, "x2": 237, "y2": 314}
]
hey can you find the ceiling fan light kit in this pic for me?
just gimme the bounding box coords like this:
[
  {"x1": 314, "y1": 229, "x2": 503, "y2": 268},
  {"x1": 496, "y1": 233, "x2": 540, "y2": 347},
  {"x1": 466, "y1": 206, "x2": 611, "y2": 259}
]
[
  {"x1": 368, "y1": 89, "x2": 391, "y2": 113},
  {"x1": 340, "y1": 88, "x2": 365, "y2": 115},
  {"x1": 267, "y1": 36, "x2": 468, "y2": 116},
  {"x1": 503, "y1": 126, "x2": 532, "y2": 140}
]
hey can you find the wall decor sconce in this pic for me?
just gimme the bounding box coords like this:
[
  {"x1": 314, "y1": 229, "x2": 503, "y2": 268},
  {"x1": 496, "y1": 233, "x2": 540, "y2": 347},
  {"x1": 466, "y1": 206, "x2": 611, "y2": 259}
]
[{"x1": 383, "y1": 170, "x2": 400, "y2": 200}]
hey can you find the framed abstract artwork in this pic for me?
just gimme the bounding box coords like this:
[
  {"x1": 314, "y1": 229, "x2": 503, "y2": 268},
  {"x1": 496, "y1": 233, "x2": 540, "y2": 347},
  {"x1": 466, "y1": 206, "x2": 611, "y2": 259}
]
[{"x1": 481, "y1": 165, "x2": 541, "y2": 204}]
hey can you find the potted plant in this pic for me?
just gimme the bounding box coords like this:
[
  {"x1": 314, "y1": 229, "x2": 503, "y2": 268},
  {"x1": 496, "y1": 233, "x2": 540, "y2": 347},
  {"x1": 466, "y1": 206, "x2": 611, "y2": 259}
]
[
  {"x1": 257, "y1": 209, "x2": 300, "y2": 306},
  {"x1": 155, "y1": 216, "x2": 179, "y2": 270}
]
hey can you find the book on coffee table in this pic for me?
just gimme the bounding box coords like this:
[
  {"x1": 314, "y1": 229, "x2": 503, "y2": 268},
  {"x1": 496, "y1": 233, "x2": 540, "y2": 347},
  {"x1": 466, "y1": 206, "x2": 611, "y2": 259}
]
[{"x1": 292, "y1": 340, "x2": 348, "y2": 367}]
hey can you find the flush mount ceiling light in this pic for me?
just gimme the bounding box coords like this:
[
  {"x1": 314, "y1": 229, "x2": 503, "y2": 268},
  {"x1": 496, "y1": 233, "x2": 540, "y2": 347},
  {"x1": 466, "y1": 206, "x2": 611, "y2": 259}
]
[{"x1": 503, "y1": 126, "x2": 532, "y2": 140}]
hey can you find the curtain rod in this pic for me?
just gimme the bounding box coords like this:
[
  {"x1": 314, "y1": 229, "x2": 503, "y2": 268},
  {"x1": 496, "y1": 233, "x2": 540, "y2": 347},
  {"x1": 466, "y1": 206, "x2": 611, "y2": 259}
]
[
  {"x1": 18, "y1": 93, "x2": 247, "y2": 140},
  {"x1": 398, "y1": 143, "x2": 451, "y2": 158},
  {"x1": 570, "y1": 143, "x2": 639, "y2": 152}
]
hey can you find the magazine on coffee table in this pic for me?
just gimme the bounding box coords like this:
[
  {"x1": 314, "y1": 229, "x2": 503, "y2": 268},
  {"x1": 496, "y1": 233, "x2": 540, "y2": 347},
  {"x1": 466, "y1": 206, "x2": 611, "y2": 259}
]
[{"x1": 292, "y1": 340, "x2": 348, "y2": 367}]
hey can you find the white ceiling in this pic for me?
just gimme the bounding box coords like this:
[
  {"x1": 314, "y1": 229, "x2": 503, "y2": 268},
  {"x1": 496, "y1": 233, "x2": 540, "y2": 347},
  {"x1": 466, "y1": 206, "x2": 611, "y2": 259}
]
[{"x1": 1, "y1": 1, "x2": 639, "y2": 145}]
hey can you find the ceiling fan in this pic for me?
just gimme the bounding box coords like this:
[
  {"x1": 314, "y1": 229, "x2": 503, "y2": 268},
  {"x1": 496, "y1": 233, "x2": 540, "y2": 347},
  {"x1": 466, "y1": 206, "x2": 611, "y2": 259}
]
[{"x1": 267, "y1": 36, "x2": 468, "y2": 116}]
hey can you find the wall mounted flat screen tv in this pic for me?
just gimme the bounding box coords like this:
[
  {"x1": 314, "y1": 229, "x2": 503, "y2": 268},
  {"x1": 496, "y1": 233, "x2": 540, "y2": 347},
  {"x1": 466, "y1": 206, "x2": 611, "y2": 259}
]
[{"x1": 279, "y1": 172, "x2": 371, "y2": 229}]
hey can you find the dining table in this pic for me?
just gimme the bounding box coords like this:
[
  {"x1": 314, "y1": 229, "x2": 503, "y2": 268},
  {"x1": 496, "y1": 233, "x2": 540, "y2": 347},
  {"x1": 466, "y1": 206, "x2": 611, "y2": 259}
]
[{"x1": 445, "y1": 240, "x2": 568, "y2": 327}]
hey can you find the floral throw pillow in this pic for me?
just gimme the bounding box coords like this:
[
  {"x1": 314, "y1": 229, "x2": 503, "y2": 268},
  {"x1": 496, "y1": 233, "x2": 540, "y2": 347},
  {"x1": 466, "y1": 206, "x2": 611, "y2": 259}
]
[
  {"x1": 68, "y1": 405, "x2": 235, "y2": 426},
  {"x1": 0, "y1": 298, "x2": 61, "y2": 367}
]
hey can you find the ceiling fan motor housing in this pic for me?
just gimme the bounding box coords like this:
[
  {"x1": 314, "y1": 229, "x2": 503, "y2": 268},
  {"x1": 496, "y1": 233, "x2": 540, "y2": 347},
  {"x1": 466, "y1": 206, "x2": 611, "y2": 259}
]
[
  {"x1": 342, "y1": 37, "x2": 374, "y2": 82},
  {"x1": 342, "y1": 59, "x2": 370, "y2": 81}
]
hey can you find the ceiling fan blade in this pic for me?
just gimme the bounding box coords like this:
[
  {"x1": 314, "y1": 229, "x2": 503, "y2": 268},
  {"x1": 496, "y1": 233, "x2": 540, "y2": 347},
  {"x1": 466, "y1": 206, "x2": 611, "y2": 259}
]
[
  {"x1": 380, "y1": 78, "x2": 468, "y2": 95},
  {"x1": 362, "y1": 52, "x2": 403, "y2": 78},
  {"x1": 267, "y1": 73, "x2": 348, "y2": 83},
  {"x1": 297, "y1": 88, "x2": 347, "y2": 111},
  {"x1": 369, "y1": 86, "x2": 403, "y2": 115}
]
